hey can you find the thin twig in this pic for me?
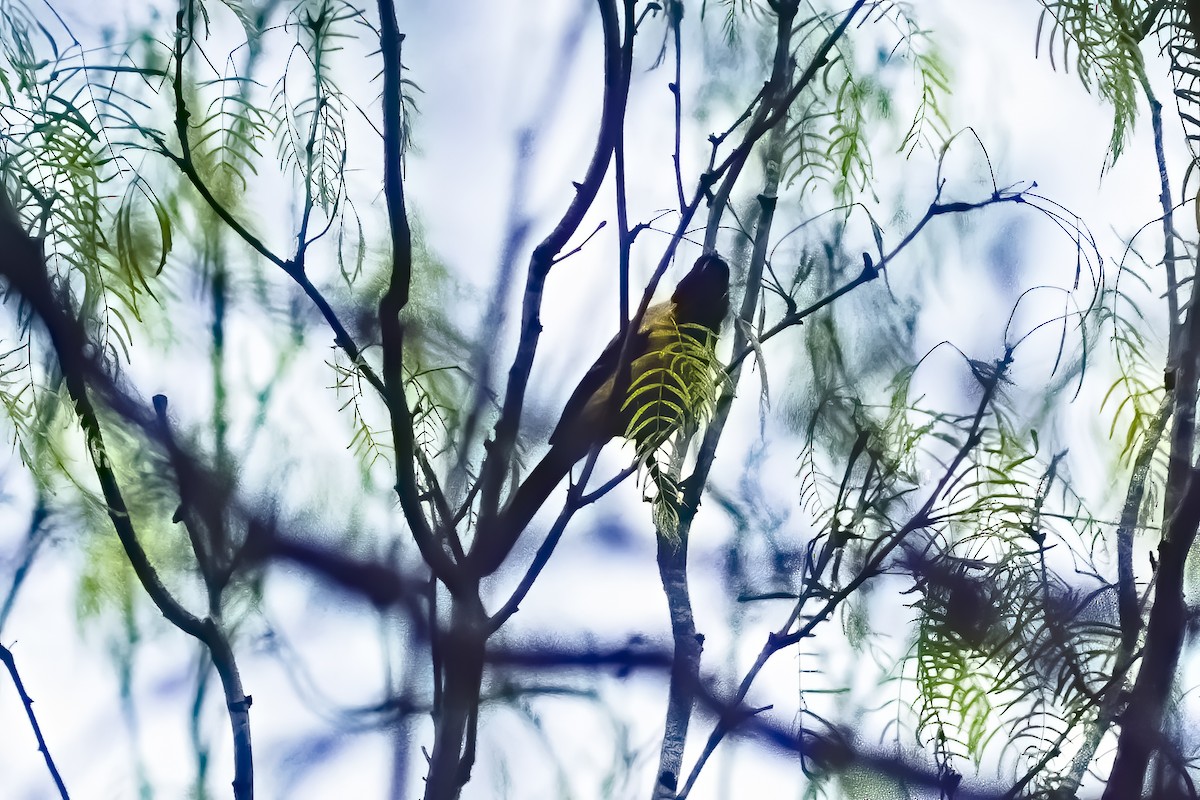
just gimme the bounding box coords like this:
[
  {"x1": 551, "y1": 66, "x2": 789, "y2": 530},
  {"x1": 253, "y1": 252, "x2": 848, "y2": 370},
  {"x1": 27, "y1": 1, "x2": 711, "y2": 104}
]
[
  {"x1": 677, "y1": 348, "x2": 1012, "y2": 797},
  {"x1": 487, "y1": 447, "x2": 631, "y2": 633},
  {"x1": 0, "y1": 643, "x2": 70, "y2": 799},
  {"x1": 472, "y1": 0, "x2": 631, "y2": 537},
  {"x1": 722, "y1": 187, "x2": 1031, "y2": 375},
  {"x1": 454, "y1": 0, "x2": 593, "y2": 496},
  {"x1": 669, "y1": 0, "x2": 686, "y2": 212},
  {"x1": 0, "y1": 498, "x2": 50, "y2": 633},
  {"x1": 0, "y1": 178, "x2": 256, "y2": 800}
]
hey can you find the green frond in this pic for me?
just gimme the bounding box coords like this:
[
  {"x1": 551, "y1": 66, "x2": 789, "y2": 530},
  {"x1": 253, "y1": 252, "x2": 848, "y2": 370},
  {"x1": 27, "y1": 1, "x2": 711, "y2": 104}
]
[
  {"x1": 1094, "y1": 274, "x2": 1166, "y2": 464},
  {"x1": 700, "y1": 0, "x2": 770, "y2": 48},
  {"x1": 1036, "y1": 0, "x2": 1151, "y2": 167},
  {"x1": 618, "y1": 319, "x2": 724, "y2": 539},
  {"x1": 194, "y1": 84, "x2": 272, "y2": 194},
  {"x1": 336, "y1": 196, "x2": 366, "y2": 286},
  {"x1": 778, "y1": 4, "x2": 955, "y2": 202},
  {"x1": 0, "y1": 4, "x2": 195, "y2": 363},
  {"x1": 648, "y1": 460, "x2": 682, "y2": 540},
  {"x1": 782, "y1": 51, "x2": 884, "y2": 203},
  {"x1": 270, "y1": 0, "x2": 358, "y2": 212},
  {"x1": 624, "y1": 323, "x2": 723, "y2": 455},
  {"x1": 1155, "y1": 3, "x2": 1200, "y2": 161},
  {"x1": 890, "y1": 9, "x2": 953, "y2": 157},
  {"x1": 331, "y1": 352, "x2": 392, "y2": 480},
  {"x1": 893, "y1": 419, "x2": 1116, "y2": 773},
  {"x1": 0, "y1": 343, "x2": 76, "y2": 489}
]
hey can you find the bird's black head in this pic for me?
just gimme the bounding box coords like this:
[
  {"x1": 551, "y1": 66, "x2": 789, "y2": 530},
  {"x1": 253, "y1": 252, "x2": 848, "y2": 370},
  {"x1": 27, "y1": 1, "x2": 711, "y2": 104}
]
[{"x1": 671, "y1": 253, "x2": 730, "y2": 332}]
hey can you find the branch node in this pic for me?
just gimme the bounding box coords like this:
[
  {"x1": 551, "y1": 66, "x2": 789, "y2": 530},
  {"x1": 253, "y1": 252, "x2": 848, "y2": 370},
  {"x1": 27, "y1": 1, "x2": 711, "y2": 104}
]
[{"x1": 228, "y1": 695, "x2": 253, "y2": 712}]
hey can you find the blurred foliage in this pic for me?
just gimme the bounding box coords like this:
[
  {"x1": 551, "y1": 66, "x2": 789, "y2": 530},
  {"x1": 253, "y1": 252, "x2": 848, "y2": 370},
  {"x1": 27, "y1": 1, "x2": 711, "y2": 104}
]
[{"x1": 0, "y1": 0, "x2": 1187, "y2": 797}]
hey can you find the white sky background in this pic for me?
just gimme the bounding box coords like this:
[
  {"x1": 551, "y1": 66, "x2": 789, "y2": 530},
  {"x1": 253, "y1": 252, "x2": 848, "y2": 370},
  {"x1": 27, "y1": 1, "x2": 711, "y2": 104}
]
[{"x1": 0, "y1": 1, "x2": 1190, "y2": 799}]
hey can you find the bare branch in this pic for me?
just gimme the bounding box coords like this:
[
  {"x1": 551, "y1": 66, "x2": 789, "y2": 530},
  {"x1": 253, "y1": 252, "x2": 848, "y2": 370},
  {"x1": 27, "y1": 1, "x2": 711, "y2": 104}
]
[{"x1": 0, "y1": 643, "x2": 69, "y2": 800}]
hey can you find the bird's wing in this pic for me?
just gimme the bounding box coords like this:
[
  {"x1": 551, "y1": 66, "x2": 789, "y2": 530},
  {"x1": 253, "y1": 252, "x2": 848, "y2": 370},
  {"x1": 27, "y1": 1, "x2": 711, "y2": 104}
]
[{"x1": 548, "y1": 303, "x2": 668, "y2": 448}]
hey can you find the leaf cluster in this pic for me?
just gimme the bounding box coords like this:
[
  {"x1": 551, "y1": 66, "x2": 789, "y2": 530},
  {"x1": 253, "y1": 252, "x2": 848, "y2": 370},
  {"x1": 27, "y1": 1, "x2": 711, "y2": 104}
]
[{"x1": 620, "y1": 320, "x2": 726, "y2": 538}]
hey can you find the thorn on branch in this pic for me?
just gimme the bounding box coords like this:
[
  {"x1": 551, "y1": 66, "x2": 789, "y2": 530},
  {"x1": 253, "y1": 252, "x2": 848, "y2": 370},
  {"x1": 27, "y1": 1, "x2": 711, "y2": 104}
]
[
  {"x1": 552, "y1": 219, "x2": 607, "y2": 265},
  {"x1": 152, "y1": 393, "x2": 169, "y2": 421},
  {"x1": 860, "y1": 252, "x2": 878, "y2": 281}
]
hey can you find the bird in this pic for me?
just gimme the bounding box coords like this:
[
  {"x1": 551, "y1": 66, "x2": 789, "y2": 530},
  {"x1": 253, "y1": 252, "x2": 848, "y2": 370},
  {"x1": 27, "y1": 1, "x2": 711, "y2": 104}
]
[{"x1": 469, "y1": 253, "x2": 730, "y2": 575}]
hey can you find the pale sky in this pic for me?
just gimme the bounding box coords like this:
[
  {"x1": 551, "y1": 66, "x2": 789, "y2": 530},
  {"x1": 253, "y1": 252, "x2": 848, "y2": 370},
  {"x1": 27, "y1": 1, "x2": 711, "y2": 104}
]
[{"x1": 0, "y1": 2, "x2": 1187, "y2": 799}]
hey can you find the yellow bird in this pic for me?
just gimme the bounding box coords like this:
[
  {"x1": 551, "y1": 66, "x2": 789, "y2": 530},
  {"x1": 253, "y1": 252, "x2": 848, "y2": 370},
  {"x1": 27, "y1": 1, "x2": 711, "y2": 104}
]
[{"x1": 471, "y1": 254, "x2": 730, "y2": 574}]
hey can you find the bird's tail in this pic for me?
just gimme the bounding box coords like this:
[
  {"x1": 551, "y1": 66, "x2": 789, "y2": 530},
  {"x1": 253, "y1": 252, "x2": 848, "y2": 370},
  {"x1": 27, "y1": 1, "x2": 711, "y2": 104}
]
[{"x1": 469, "y1": 442, "x2": 584, "y2": 576}]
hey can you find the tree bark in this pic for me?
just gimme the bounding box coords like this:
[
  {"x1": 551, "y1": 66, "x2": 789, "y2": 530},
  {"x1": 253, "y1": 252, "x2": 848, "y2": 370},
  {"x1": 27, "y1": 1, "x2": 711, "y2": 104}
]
[{"x1": 424, "y1": 595, "x2": 486, "y2": 800}]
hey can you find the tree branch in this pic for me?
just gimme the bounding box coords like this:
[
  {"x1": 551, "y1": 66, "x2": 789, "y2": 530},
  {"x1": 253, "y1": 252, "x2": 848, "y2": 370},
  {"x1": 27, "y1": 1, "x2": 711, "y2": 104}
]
[
  {"x1": 677, "y1": 348, "x2": 1013, "y2": 797},
  {"x1": 0, "y1": 643, "x2": 70, "y2": 800},
  {"x1": 472, "y1": 0, "x2": 630, "y2": 540},
  {"x1": 0, "y1": 187, "x2": 255, "y2": 800},
  {"x1": 376, "y1": 0, "x2": 464, "y2": 590}
]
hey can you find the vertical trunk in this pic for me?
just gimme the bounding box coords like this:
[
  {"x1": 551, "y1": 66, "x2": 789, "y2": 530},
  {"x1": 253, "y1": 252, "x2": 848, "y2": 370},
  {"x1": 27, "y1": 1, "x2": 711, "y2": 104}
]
[
  {"x1": 652, "y1": 532, "x2": 701, "y2": 799},
  {"x1": 424, "y1": 597, "x2": 486, "y2": 800},
  {"x1": 1101, "y1": 480, "x2": 1200, "y2": 798},
  {"x1": 1103, "y1": 195, "x2": 1200, "y2": 794},
  {"x1": 205, "y1": 618, "x2": 254, "y2": 800}
]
